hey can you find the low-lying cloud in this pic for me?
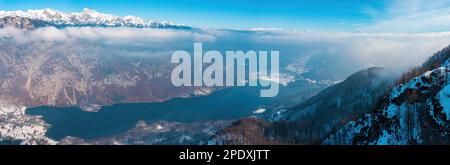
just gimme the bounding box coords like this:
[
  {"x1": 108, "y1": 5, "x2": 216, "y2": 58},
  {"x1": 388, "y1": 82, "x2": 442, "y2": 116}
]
[
  {"x1": 1, "y1": 27, "x2": 450, "y2": 78},
  {"x1": 0, "y1": 27, "x2": 216, "y2": 44},
  {"x1": 252, "y1": 30, "x2": 450, "y2": 72}
]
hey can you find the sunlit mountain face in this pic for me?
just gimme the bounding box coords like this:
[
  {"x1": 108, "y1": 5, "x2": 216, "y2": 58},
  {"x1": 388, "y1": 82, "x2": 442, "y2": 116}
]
[
  {"x1": 2, "y1": 0, "x2": 450, "y2": 145},
  {"x1": 0, "y1": 8, "x2": 190, "y2": 29}
]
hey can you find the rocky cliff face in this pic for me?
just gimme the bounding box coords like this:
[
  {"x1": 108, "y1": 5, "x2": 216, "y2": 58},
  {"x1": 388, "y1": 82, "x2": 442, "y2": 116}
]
[
  {"x1": 0, "y1": 40, "x2": 209, "y2": 111},
  {"x1": 59, "y1": 120, "x2": 230, "y2": 145},
  {"x1": 0, "y1": 9, "x2": 205, "y2": 111}
]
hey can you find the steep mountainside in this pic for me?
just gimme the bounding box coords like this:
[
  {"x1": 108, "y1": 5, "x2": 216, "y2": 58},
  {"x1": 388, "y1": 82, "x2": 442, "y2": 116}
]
[
  {"x1": 325, "y1": 46, "x2": 450, "y2": 145},
  {"x1": 0, "y1": 40, "x2": 211, "y2": 111},
  {"x1": 279, "y1": 67, "x2": 396, "y2": 121},
  {"x1": 209, "y1": 67, "x2": 397, "y2": 144}
]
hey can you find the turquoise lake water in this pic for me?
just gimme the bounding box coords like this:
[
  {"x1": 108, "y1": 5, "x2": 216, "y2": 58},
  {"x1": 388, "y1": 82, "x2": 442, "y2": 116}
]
[{"x1": 26, "y1": 87, "x2": 276, "y2": 140}]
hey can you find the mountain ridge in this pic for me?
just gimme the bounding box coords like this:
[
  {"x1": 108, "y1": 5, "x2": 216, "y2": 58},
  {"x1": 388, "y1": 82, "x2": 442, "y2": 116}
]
[
  {"x1": 0, "y1": 8, "x2": 191, "y2": 30},
  {"x1": 209, "y1": 66, "x2": 398, "y2": 144},
  {"x1": 325, "y1": 45, "x2": 450, "y2": 145}
]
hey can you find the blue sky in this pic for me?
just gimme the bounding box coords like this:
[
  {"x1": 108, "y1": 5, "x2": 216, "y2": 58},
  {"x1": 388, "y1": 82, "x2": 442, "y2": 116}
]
[{"x1": 1, "y1": 0, "x2": 450, "y2": 32}]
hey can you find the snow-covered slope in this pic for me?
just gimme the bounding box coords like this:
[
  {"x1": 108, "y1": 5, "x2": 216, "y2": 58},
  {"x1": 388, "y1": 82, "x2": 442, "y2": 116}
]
[
  {"x1": 0, "y1": 8, "x2": 190, "y2": 29},
  {"x1": 325, "y1": 60, "x2": 450, "y2": 145},
  {"x1": 0, "y1": 102, "x2": 56, "y2": 145}
]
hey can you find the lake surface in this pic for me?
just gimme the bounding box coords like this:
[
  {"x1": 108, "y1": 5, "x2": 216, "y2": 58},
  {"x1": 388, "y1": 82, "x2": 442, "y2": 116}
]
[
  {"x1": 26, "y1": 87, "x2": 274, "y2": 140},
  {"x1": 26, "y1": 84, "x2": 320, "y2": 140}
]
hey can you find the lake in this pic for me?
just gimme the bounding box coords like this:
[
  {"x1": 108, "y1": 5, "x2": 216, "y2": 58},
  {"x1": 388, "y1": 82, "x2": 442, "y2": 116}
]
[
  {"x1": 26, "y1": 84, "x2": 321, "y2": 140},
  {"x1": 26, "y1": 87, "x2": 274, "y2": 140}
]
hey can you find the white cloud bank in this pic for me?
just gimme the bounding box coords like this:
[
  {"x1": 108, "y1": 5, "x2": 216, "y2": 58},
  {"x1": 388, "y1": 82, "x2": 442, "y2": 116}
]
[
  {"x1": 0, "y1": 27, "x2": 216, "y2": 44},
  {"x1": 1, "y1": 27, "x2": 450, "y2": 74},
  {"x1": 255, "y1": 30, "x2": 450, "y2": 71}
]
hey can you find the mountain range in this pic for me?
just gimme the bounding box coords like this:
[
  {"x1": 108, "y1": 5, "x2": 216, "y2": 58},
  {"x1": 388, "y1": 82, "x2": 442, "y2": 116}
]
[{"x1": 0, "y1": 8, "x2": 190, "y2": 29}]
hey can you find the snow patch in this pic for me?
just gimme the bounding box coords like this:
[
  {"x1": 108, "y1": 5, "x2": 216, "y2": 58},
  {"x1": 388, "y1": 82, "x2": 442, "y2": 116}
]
[{"x1": 253, "y1": 108, "x2": 266, "y2": 114}]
